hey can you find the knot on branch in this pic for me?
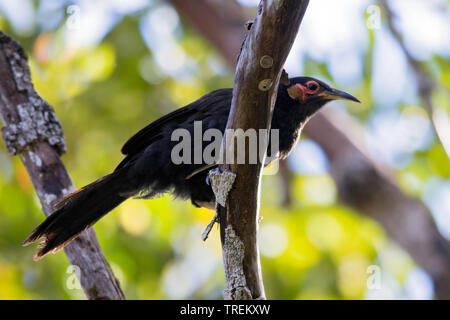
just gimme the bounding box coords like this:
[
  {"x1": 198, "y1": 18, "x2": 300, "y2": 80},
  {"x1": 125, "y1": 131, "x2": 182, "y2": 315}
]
[
  {"x1": 258, "y1": 79, "x2": 273, "y2": 91},
  {"x1": 208, "y1": 168, "x2": 236, "y2": 207},
  {"x1": 222, "y1": 225, "x2": 252, "y2": 300},
  {"x1": 259, "y1": 55, "x2": 273, "y2": 68},
  {"x1": 0, "y1": 31, "x2": 66, "y2": 155}
]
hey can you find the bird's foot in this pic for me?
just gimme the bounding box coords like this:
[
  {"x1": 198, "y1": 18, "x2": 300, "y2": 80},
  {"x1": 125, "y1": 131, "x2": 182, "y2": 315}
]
[{"x1": 201, "y1": 211, "x2": 218, "y2": 241}]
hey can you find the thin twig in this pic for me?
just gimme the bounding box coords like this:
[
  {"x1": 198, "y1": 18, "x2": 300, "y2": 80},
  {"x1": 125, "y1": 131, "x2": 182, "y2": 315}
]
[{"x1": 380, "y1": 0, "x2": 450, "y2": 157}]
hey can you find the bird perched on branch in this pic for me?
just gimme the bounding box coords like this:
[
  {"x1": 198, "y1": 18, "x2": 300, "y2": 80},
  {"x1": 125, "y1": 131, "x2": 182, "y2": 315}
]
[{"x1": 23, "y1": 76, "x2": 359, "y2": 260}]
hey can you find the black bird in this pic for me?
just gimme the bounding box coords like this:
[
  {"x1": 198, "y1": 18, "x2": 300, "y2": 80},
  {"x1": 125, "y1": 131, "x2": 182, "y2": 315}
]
[{"x1": 23, "y1": 76, "x2": 359, "y2": 260}]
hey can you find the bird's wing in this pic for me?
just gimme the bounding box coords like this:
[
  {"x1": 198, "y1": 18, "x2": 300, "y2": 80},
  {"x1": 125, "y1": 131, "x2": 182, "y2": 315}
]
[
  {"x1": 121, "y1": 88, "x2": 233, "y2": 156},
  {"x1": 185, "y1": 163, "x2": 218, "y2": 180},
  {"x1": 121, "y1": 106, "x2": 196, "y2": 155}
]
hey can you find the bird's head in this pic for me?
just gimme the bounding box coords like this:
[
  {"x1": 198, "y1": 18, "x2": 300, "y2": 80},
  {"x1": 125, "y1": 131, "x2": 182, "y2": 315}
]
[{"x1": 283, "y1": 76, "x2": 360, "y2": 117}]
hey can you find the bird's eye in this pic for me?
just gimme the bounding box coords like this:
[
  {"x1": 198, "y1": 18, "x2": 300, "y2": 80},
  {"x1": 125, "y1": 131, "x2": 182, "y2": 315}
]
[{"x1": 307, "y1": 82, "x2": 318, "y2": 91}]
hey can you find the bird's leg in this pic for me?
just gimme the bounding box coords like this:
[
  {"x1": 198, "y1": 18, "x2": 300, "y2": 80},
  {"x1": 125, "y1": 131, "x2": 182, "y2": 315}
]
[
  {"x1": 201, "y1": 209, "x2": 218, "y2": 241},
  {"x1": 192, "y1": 199, "x2": 218, "y2": 240}
]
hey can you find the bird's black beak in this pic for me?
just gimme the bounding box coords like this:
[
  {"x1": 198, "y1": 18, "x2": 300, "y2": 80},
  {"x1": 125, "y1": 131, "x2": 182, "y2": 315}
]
[{"x1": 322, "y1": 88, "x2": 360, "y2": 103}]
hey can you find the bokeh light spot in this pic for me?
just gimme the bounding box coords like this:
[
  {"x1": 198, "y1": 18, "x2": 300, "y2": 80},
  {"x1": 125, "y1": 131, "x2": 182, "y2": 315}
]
[
  {"x1": 259, "y1": 223, "x2": 288, "y2": 258},
  {"x1": 118, "y1": 200, "x2": 151, "y2": 235}
]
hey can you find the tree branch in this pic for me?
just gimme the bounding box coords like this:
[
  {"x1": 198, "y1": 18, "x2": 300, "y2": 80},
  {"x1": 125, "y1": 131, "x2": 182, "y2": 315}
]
[
  {"x1": 169, "y1": 0, "x2": 450, "y2": 299},
  {"x1": 169, "y1": 0, "x2": 247, "y2": 64},
  {"x1": 380, "y1": 0, "x2": 450, "y2": 158},
  {"x1": 308, "y1": 111, "x2": 450, "y2": 299},
  {"x1": 0, "y1": 31, "x2": 125, "y2": 300},
  {"x1": 207, "y1": 0, "x2": 309, "y2": 300}
]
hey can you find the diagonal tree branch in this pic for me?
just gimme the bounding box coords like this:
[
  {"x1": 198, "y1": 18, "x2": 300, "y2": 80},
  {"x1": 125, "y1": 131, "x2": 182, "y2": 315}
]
[
  {"x1": 0, "y1": 31, "x2": 125, "y2": 300},
  {"x1": 208, "y1": 0, "x2": 309, "y2": 300},
  {"x1": 308, "y1": 111, "x2": 450, "y2": 300},
  {"x1": 380, "y1": 0, "x2": 450, "y2": 158},
  {"x1": 169, "y1": 0, "x2": 247, "y2": 65},
  {"x1": 169, "y1": 0, "x2": 450, "y2": 299}
]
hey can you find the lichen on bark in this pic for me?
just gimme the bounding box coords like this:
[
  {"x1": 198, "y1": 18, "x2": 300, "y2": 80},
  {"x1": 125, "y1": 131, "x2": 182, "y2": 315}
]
[
  {"x1": 0, "y1": 32, "x2": 65, "y2": 156},
  {"x1": 222, "y1": 225, "x2": 252, "y2": 300}
]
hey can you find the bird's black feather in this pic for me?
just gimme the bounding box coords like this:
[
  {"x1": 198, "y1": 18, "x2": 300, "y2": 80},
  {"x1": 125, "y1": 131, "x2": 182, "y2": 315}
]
[
  {"x1": 121, "y1": 89, "x2": 232, "y2": 156},
  {"x1": 23, "y1": 77, "x2": 358, "y2": 259}
]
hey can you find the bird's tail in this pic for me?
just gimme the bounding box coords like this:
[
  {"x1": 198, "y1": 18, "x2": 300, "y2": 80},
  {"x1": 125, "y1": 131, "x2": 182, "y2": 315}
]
[{"x1": 23, "y1": 170, "x2": 130, "y2": 260}]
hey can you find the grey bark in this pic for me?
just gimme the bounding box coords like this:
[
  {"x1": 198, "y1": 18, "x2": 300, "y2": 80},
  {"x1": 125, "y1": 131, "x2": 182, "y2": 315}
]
[
  {"x1": 169, "y1": 0, "x2": 450, "y2": 299},
  {"x1": 208, "y1": 0, "x2": 310, "y2": 300},
  {"x1": 0, "y1": 31, "x2": 125, "y2": 300}
]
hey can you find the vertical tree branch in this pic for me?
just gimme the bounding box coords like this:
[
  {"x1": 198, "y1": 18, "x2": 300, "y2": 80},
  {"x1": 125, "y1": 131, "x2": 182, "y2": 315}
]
[
  {"x1": 208, "y1": 0, "x2": 309, "y2": 300},
  {"x1": 0, "y1": 32, "x2": 125, "y2": 300}
]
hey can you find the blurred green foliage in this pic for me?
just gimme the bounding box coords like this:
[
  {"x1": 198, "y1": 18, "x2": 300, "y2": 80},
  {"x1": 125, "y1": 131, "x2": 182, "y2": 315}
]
[{"x1": 0, "y1": 1, "x2": 448, "y2": 299}]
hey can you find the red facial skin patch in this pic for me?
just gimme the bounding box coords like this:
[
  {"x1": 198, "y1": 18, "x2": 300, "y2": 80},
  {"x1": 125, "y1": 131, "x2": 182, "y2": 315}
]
[{"x1": 288, "y1": 81, "x2": 319, "y2": 102}]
